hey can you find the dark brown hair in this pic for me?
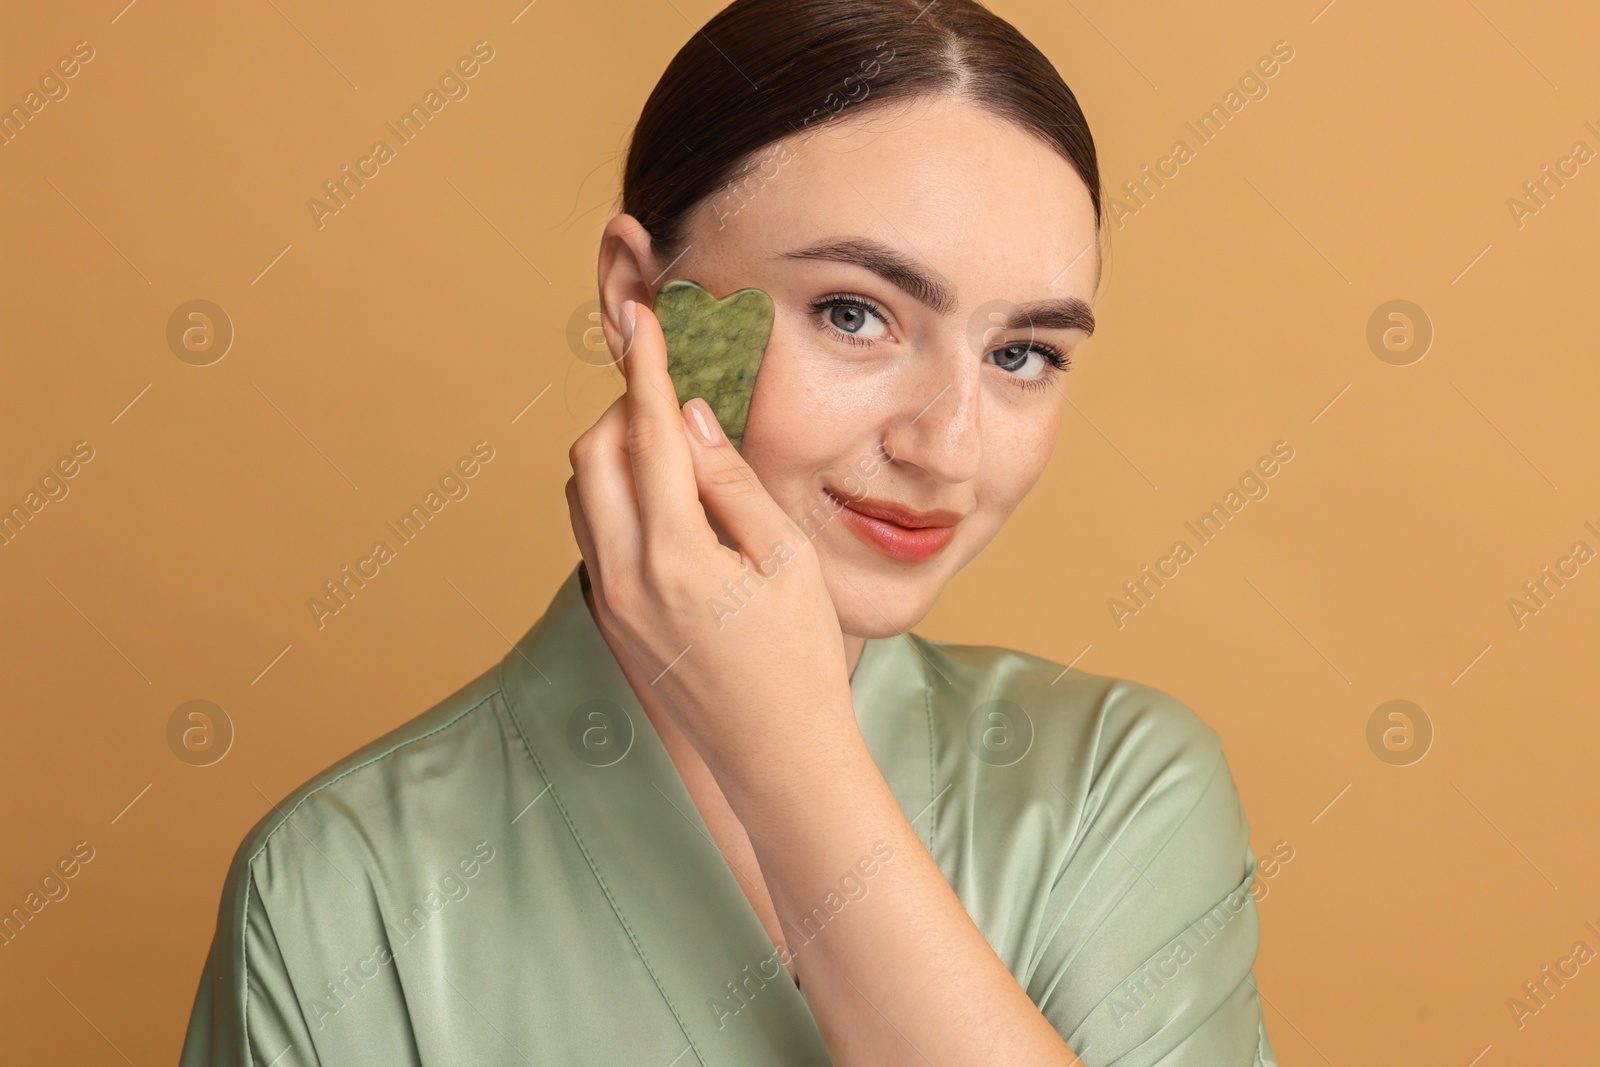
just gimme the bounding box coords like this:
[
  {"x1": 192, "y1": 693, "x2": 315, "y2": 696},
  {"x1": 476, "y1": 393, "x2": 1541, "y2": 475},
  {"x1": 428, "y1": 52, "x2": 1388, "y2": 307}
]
[{"x1": 622, "y1": 0, "x2": 1104, "y2": 282}]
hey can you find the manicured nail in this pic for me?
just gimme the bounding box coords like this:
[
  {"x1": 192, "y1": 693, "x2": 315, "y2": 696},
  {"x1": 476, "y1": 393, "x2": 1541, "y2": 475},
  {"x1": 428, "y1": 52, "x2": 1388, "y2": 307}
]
[
  {"x1": 620, "y1": 299, "x2": 636, "y2": 345},
  {"x1": 688, "y1": 400, "x2": 721, "y2": 445}
]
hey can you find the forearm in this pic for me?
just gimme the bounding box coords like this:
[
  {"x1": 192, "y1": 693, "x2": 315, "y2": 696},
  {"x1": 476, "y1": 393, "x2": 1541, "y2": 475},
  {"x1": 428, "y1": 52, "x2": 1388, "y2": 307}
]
[{"x1": 717, "y1": 729, "x2": 1081, "y2": 1067}]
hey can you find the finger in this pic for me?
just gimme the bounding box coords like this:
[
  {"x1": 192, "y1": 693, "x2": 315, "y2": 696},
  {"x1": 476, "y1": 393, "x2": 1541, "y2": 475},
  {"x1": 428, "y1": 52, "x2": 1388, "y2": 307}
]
[
  {"x1": 618, "y1": 299, "x2": 707, "y2": 547},
  {"x1": 568, "y1": 394, "x2": 640, "y2": 581},
  {"x1": 681, "y1": 396, "x2": 797, "y2": 561}
]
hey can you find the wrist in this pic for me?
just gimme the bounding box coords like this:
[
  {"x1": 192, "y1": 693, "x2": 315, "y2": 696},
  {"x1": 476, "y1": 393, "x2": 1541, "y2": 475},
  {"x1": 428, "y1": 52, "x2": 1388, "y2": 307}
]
[
  {"x1": 711, "y1": 714, "x2": 877, "y2": 838},
  {"x1": 706, "y1": 700, "x2": 865, "y2": 811}
]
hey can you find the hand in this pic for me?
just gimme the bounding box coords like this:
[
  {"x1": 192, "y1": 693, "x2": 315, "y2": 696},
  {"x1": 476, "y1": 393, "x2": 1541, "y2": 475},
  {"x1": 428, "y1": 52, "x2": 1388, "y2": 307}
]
[{"x1": 564, "y1": 298, "x2": 857, "y2": 789}]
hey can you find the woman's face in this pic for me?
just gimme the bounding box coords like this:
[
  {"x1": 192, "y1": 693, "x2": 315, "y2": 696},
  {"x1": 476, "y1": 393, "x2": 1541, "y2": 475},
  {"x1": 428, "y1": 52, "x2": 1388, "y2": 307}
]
[{"x1": 603, "y1": 94, "x2": 1099, "y2": 639}]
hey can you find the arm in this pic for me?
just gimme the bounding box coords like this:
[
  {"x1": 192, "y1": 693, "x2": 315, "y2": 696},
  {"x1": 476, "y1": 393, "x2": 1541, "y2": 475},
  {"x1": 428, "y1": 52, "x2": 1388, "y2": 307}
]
[{"x1": 721, "y1": 729, "x2": 1081, "y2": 1065}]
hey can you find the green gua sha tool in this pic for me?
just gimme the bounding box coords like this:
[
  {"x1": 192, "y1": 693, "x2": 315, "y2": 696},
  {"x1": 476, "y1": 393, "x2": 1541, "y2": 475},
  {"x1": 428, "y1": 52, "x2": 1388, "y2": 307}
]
[{"x1": 650, "y1": 277, "x2": 774, "y2": 451}]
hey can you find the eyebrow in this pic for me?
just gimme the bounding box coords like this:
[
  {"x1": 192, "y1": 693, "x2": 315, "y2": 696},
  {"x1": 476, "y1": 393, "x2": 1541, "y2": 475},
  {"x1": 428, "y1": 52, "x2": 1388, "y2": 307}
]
[{"x1": 775, "y1": 236, "x2": 1095, "y2": 336}]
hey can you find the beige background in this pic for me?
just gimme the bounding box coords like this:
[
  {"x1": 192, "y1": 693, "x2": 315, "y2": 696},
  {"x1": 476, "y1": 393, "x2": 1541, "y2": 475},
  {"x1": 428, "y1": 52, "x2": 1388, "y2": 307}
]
[{"x1": 3, "y1": 0, "x2": 1598, "y2": 1062}]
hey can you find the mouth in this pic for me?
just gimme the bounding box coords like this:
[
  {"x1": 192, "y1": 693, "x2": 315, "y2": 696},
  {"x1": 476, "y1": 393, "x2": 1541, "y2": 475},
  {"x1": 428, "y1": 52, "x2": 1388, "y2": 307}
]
[{"x1": 824, "y1": 489, "x2": 961, "y2": 563}]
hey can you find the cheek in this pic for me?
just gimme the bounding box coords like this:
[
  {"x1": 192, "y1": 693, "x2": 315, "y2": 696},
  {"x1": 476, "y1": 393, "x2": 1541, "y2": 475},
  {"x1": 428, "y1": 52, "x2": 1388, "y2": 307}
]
[
  {"x1": 738, "y1": 333, "x2": 878, "y2": 489},
  {"x1": 974, "y1": 396, "x2": 1063, "y2": 516}
]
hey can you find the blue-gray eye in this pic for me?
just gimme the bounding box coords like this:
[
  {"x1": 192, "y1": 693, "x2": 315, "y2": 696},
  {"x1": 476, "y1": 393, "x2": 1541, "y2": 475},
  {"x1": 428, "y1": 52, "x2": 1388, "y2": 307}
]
[
  {"x1": 810, "y1": 294, "x2": 890, "y2": 346},
  {"x1": 829, "y1": 304, "x2": 869, "y2": 333},
  {"x1": 993, "y1": 343, "x2": 1031, "y2": 372},
  {"x1": 987, "y1": 340, "x2": 1070, "y2": 381}
]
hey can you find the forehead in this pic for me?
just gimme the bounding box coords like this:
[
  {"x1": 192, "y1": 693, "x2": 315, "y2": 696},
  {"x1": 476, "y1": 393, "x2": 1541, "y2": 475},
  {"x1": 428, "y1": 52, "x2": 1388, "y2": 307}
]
[{"x1": 684, "y1": 94, "x2": 1100, "y2": 308}]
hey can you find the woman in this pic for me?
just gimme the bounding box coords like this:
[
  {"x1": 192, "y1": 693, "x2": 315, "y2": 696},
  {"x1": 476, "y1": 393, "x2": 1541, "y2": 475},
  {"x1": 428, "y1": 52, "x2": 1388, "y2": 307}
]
[{"x1": 180, "y1": 0, "x2": 1276, "y2": 1063}]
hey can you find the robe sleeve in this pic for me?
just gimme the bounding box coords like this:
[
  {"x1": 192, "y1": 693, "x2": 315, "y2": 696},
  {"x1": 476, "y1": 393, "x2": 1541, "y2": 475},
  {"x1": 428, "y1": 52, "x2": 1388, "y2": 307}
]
[
  {"x1": 1027, "y1": 689, "x2": 1279, "y2": 1066},
  {"x1": 179, "y1": 861, "x2": 324, "y2": 1067}
]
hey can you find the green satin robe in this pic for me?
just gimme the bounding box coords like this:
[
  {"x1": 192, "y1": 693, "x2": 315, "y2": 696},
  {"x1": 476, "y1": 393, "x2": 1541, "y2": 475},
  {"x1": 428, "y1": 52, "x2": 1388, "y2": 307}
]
[{"x1": 179, "y1": 563, "x2": 1278, "y2": 1065}]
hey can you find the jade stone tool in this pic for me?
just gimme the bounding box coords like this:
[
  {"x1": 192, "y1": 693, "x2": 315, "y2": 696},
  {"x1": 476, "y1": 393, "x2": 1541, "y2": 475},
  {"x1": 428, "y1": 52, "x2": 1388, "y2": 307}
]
[{"x1": 650, "y1": 278, "x2": 774, "y2": 451}]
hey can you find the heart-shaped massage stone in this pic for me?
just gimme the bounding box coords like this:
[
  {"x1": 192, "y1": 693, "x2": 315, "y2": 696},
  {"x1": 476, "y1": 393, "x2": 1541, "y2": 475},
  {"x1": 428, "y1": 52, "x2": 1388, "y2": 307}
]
[{"x1": 650, "y1": 277, "x2": 774, "y2": 450}]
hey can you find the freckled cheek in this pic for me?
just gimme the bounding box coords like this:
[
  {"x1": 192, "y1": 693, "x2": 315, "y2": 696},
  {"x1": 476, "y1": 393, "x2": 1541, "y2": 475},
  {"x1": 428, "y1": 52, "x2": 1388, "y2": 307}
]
[
  {"x1": 739, "y1": 340, "x2": 881, "y2": 498},
  {"x1": 974, "y1": 409, "x2": 1060, "y2": 523},
  {"x1": 751, "y1": 323, "x2": 893, "y2": 416}
]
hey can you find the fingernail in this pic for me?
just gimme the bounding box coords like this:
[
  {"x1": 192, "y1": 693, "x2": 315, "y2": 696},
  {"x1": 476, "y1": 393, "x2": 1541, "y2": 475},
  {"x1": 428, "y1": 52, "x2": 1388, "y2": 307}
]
[
  {"x1": 688, "y1": 400, "x2": 721, "y2": 445},
  {"x1": 620, "y1": 300, "x2": 636, "y2": 345}
]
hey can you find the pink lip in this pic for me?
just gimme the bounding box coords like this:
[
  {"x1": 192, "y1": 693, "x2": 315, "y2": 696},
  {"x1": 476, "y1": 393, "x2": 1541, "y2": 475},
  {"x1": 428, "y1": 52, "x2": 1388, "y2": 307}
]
[{"x1": 826, "y1": 490, "x2": 960, "y2": 563}]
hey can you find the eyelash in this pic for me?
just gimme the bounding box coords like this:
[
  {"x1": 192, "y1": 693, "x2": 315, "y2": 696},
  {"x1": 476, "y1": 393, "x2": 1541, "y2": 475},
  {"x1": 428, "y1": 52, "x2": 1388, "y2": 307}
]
[{"x1": 806, "y1": 292, "x2": 1071, "y2": 392}]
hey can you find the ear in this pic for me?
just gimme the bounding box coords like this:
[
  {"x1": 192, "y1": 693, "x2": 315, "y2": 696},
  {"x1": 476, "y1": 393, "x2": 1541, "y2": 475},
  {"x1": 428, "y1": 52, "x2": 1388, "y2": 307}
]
[{"x1": 596, "y1": 214, "x2": 662, "y2": 373}]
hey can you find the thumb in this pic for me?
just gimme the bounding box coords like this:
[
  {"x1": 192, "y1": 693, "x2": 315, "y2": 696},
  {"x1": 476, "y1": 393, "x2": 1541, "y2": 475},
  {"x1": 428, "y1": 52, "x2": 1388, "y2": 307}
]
[{"x1": 680, "y1": 397, "x2": 798, "y2": 562}]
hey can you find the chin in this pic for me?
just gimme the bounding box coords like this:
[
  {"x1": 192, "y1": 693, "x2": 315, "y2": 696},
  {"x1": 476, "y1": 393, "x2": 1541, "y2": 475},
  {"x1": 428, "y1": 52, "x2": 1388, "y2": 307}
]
[{"x1": 820, "y1": 558, "x2": 944, "y2": 639}]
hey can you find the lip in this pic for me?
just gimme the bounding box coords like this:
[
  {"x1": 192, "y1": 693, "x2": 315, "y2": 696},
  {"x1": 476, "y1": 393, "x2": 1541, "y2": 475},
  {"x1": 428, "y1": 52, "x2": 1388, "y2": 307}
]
[{"x1": 826, "y1": 490, "x2": 961, "y2": 563}]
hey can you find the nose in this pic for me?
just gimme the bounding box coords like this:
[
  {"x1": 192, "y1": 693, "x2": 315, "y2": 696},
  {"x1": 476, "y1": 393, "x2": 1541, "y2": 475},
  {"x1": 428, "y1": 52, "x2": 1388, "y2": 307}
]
[{"x1": 880, "y1": 340, "x2": 983, "y2": 485}]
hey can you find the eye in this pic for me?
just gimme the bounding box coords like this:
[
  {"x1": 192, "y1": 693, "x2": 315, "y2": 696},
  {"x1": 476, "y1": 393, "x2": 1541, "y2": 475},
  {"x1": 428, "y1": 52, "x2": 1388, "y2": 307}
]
[
  {"x1": 987, "y1": 339, "x2": 1071, "y2": 391},
  {"x1": 809, "y1": 293, "x2": 891, "y2": 347}
]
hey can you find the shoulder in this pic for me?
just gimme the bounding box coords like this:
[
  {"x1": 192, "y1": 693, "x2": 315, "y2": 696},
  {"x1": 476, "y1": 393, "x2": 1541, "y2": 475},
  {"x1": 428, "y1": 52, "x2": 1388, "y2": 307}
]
[
  {"x1": 184, "y1": 661, "x2": 518, "y2": 1062},
  {"x1": 912, "y1": 633, "x2": 1225, "y2": 783},
  {"x1": 216, "y1": 660, "x2": 513, "y2": 921},
  {"x1": 911, "y1": 634, "x2": 1246, "y2": 876}
]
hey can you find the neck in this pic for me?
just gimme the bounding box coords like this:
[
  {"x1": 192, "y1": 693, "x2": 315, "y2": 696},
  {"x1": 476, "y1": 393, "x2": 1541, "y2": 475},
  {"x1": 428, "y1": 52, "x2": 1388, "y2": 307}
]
[{"x1": 843, "y1": 631, "x2": 866, "y2": 680}]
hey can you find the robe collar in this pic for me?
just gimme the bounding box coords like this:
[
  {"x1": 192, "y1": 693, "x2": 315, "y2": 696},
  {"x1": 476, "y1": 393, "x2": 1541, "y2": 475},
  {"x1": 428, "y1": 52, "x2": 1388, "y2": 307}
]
[{"x1": 498, "y1": 562, "x2": 933, "y2": 1064}]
